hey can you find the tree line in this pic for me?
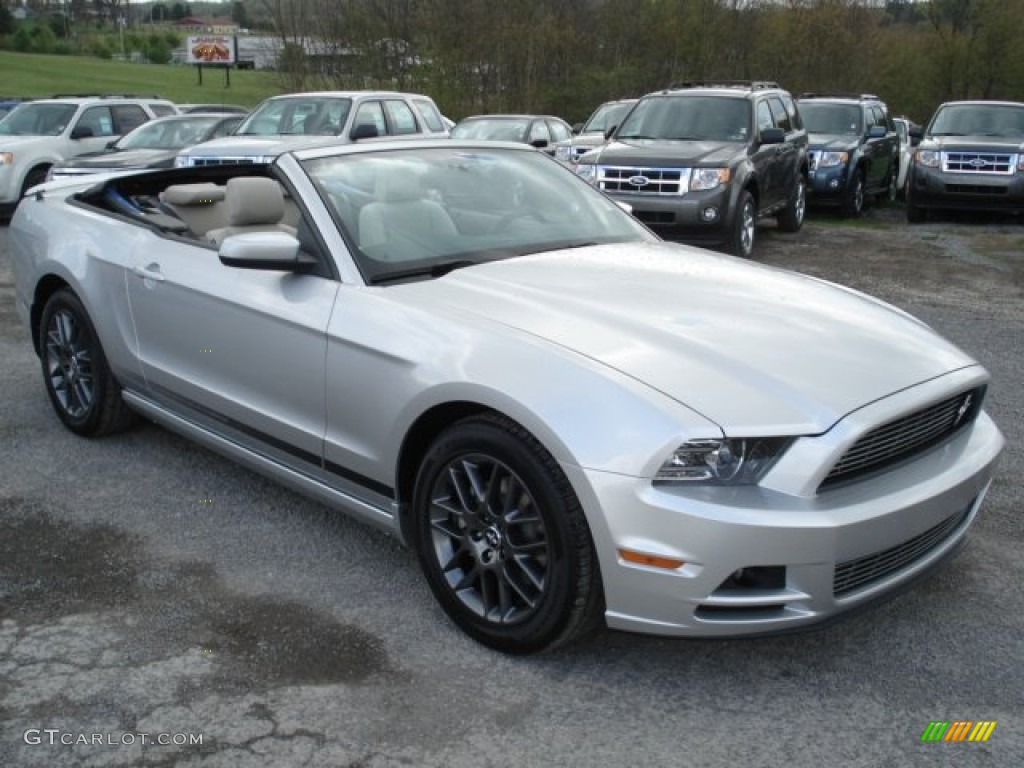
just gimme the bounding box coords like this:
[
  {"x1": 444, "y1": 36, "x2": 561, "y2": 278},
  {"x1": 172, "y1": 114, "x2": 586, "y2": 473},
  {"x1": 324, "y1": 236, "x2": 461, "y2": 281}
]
[{"x1": 259, "y1": 0, "x2": 1024, "y2": 124}]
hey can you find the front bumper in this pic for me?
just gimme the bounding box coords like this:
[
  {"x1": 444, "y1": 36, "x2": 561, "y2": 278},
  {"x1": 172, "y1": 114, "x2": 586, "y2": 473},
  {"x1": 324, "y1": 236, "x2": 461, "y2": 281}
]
[
  {"x1": 807, "y1": 164, "x2": 850, "y2": 203},
  {"x1": 567, "y1": 379, "x2": 1004, "y2": 638},
  {"x1": 910, "y1": 165, "x2": 1024, "y2": 213},
  {"x1": 606, "y1": 186, "x2": 734, "y2": 246},
  {"x1": 0, "y1": 163, "x2": 20, "y2": 206}
]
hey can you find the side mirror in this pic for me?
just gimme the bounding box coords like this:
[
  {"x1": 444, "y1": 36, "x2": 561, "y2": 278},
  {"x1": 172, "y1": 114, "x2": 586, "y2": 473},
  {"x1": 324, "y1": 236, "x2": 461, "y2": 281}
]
[
  {"x1": 70, "y1": 125, "x2": 95, "y2": 140},
  {"x1": 867, "y1": 125, "x2": 886, "y2": 139},
  {"x1": 571, "y1": 122, "x2": 583, "y2": 135},
  {"x1": 759, "y1": 127, "x2": 785, "y2": 145},
  {"x1": 530, "y1": 138, "x2": 549, "y2": 149},
  {"x1": 106, "y1": 139, "x2": 119, "y2": 149},
  {"x1": 350, "y1": 122, "x2": 379, "y2": 141},
  {"x1": 909, "y1": 125, "x2": 924, "y2": 147},
  {"x1": 218, "y1": 231, "x2": 315, "y2": 271}
]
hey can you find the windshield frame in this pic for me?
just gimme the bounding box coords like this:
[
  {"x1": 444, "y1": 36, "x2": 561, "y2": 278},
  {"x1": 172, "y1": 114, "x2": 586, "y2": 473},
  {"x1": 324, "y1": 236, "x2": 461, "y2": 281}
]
[
  {"x1": 0, "y1": 102, "x2": 78, "y2": 137},
  {"x1": 798, "y1": 102, "x2": 864, "y2": 136},
  {"x1": 236, "y1": 96, "x2": 353, "y2": 137},
  {"x1": 615, "y1": 94, "x2": 752, "y2": 142},
  {"x1": 927, "y1": 103, "x2": 1024, "y2": 138}
]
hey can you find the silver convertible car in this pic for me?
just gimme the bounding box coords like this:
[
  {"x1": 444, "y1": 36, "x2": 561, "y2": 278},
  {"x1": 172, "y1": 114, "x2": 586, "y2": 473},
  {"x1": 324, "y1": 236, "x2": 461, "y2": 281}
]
[{"x1": 10, "y1": 140, "x2": 1004, "y2": 653}]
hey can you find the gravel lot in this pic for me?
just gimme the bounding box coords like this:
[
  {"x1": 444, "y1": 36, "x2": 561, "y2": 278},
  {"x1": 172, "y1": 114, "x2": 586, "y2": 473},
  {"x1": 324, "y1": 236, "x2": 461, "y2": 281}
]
[{"x1": 1, "y1": 205, "x2": 1021, "y2": 768}]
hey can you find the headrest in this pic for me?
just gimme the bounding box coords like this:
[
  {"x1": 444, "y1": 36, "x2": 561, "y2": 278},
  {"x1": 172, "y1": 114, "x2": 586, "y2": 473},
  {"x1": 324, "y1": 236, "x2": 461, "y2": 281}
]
[
  {"x1": 374, "y1": 171, "x2": 422, "y2": 203},
  {"x1": 224, "y1": 176, "x2": 285, "y2": 226},
  {"x1": 161, "y1": 182, "x2": 225, "y2": 206}
]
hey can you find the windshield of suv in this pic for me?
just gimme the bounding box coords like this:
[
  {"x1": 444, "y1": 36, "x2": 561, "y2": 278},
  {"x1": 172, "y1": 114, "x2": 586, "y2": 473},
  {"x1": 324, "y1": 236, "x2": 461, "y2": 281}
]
[
  {"x1": 582, "y1": 102, "x2": 634, "y2": 134},
  {"x1": 236, "y1": 97, "x2": 352, "y2": 136},
  {"x1": 928, "y1": 103, "x2": 1024, "y2": 137},
  {"x1": 302, "y1": 146, "x2": 654, "y2": 283},
  {"x1": 116, "y1": 115, "x2": 224, "y2": 149},
  {"x1": 0, "y1": 103, "x2": 77, "y2": 136},
  {"x1": 616, "y1": 96, "x2": 750, "y2": 142},
  {"x1": 451, "y1": 118, "x2": 531, "y2": 142},
  {"x1": 799, "y1": 103, "x2": 862, "y2": 135}
]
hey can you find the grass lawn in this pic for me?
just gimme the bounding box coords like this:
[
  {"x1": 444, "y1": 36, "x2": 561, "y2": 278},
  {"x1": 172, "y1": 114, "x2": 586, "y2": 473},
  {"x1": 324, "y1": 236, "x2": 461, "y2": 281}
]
[{"x1": 0, "y1": 50, "x2": 285, "y2": 107}]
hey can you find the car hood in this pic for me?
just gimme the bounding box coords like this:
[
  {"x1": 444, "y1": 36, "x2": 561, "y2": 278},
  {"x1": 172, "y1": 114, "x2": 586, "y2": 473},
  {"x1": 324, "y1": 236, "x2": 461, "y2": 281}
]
[
  {"x1": 807, "y1": 134, "x2": 858, "y2": 151},
  {"x1": 393, "y1": 242, "x2": 975, "y2": 435},
  {"x1": 181, "y1": 135, "x2": 340, "y2": 158},
  {"x1": 920, "y1": 135, "x2": 1024, "y2": 152},
  {"x1": 0, "y1": 134, "x2": 55, "y2": 151},
  {"x1": 591, "y1": 139, "x2": 740, "y2": 167},
  {"x1": 56, "y1": 148, "x2": 176, "y2": 169}
]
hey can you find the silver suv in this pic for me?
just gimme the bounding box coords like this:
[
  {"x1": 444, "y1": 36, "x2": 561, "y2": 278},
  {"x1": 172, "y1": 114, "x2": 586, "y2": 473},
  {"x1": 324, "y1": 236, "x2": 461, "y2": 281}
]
[
  {"x1": 0, "y1": 95, "x2": 177, "y2": 214},
  {"x1": 176, "y1": 91, "x2": 449, "y2": 167}
]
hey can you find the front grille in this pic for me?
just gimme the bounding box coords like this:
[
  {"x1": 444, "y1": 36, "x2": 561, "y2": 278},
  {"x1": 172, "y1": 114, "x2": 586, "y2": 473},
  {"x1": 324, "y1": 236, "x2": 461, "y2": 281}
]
[
  {"x1": 833, "y1": 505, "x2": 970, "y2": 596},
  {"x1": 634, "y1": 210, "x2": 675, "y2": 225},
  {"x1": 821, "y1": 388, "x2": 983, "y2": 489},
  {"x1": 945, "y1": 184, "x2": 1008, "y2": 195},
  {"x1": 597, "y1": 166, "x2": 690, "y2": 195},
  {"x1": 942, "y1": 151, "x2": 1016, "y2": 175}
]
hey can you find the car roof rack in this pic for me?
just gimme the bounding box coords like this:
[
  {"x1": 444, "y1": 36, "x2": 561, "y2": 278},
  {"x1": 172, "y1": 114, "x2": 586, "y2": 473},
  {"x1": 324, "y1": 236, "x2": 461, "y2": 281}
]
[
  {"x1": 799, "y1": 92, "x2": 881, "y2": 101},
  {"x1": 50, "y1": 93, "x2": 166, "y2": 99},
  {"x1": 669, "y1": 80, "x2": 781, "y2": 91}
]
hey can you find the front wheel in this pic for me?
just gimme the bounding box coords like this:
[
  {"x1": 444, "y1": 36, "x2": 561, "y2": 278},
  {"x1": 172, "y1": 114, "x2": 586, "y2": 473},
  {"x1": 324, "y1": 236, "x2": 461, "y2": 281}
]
[
  {"x1": 841, "y1": 169, "x2": 865, "y2": 217},
  {"x1": 728, "y1": 190, "x2": 757, "y2": 258},
  {"x1": 776, "y1": 175, "x2": 806, "y2": 233},
  {"x1": 412, "y1": 414, "x2": 603, "y2": 654},
  {"x1": 39, "y1": 289, "x2": 136, "y2": 436}
]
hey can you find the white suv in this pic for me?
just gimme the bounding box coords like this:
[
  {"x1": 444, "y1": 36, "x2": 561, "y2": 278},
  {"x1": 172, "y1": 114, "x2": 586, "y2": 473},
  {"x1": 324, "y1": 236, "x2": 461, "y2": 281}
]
[
  {"x1": 0, "y1": 95, "x2": 177, "y2": 214},
  {"x1": 175, "y1": 91, "x2": 449, "y2": 167}
]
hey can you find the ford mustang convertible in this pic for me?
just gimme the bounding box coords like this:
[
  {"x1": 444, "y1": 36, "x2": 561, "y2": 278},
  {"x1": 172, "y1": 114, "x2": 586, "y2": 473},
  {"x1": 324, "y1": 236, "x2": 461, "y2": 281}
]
[{"x1": 9, "y1": 140, "x2": 1004, "y2": 653}]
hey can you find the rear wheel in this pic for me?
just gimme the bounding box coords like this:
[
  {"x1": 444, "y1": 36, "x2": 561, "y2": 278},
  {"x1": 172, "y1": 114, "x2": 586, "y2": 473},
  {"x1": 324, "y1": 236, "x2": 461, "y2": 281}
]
[
  {"x1": 905, "y1": 185, "x2": 928, "y2": 223},
  {"x1": 412, "y1": 414, "x2": 603, "y2": 654},
  {"x1": 841, "y1": 169, "x2": 865, "y2": 217},
  {"x1": 21, "y1": 166, "x2": 49, "y2": 199},
  {"x1": 39, "y1": 289, "x2": 136, "y2": 436},
  {"x1": 776, "y1": 175, "x2": 806, "y2": 233},
  {"x1": 728, "y1": 190, "x2": 757, "y2": 258}
]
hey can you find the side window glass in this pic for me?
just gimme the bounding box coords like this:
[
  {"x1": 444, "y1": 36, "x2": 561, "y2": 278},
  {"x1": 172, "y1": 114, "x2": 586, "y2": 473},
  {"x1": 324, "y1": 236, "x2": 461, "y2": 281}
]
[
  {"x1": 756, "y1": 101, "x2": 774, "y2": 133},
  {"x1": 149, "y1": 103, "x2": 176, "y2": 117},
  {"x1": 353, "y1": 101, "x2": 387, "y2": 136},
  {"x1": 412, "y1": 98, "x2": 444, "y2": 132},
  {"x1": 76, "y1": 106, "x2": 115, "y2": 136},
  {"x1": 865, "y1": 107, "x2": 879, "y2": 130},
  {"x1": 384, "y1": 100, "x2": 419, "y2": 135},
  {"x1": 768, "y1": 98, "x2": 791, "y2": 132},
  {"x1": 782, "y1": 95, "x2": 802, "y2": 131},
  {"x1": 529, "y1": 120, "x2": 551, "y2": 144},
  {"x1": 547, "y1": 120, "x2": 571, "y2": 143},
  {"x1": 112, "y1": 105, "x2": 148, "y2": 133}
]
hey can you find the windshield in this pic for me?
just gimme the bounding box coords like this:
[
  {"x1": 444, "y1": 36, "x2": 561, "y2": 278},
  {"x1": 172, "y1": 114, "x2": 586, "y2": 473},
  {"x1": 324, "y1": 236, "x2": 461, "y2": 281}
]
[
  {"x1": 237, "y1": 97, "x2": 352, "y2": 136},
  {"x1": 582, "y1": 102, "x2": 634, "y2": 134},
  {"x1": 616, "y1": 96, "x2": 750, "y2": 142},
  {"x1": 117, "y1": 116, "x2": 223, "y2": 149},
  {"x1": 0, "y1": 103, "x2": 77, "y2": 136},
  {"x1": 799, "y1": 103, "x2": 862, "y2": 135},
  {"x1": 928, "y1": 104, "x2": 1024, "y2": 137},
  {"x1": 302, "y1": 146, "x2": 655, "y2": 283},
  {"x1": 451, "y1": 119, "x2": 531, "y2": 142}
]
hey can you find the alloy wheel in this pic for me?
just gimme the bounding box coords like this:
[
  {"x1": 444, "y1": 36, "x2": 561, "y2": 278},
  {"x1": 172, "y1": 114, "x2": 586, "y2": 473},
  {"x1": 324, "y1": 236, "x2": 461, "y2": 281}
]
[{"x1": 44, "y1": 309, "x2": 95, "y2": 419}]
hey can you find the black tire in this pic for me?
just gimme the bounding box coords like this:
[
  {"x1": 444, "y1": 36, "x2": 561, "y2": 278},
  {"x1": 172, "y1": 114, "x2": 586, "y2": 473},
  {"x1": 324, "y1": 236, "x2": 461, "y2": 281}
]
[
  {"x1": 841, "y1": 169, "x2": 865, "y2": 217},
  {"x1": 776, "y1": 174, "x2": 806, "y2": 233},
  {"x1": 38, "y1": 289, "x2": 137, "y2": 436},
  {"x1": 881, "y1": 166, "x2": 898, "y2": 203},
  {"x1": 412, "y1": 413, "x2": 603, "y2": 654},
  {"x1": 905, "y1": 186, "x2": 928, "y2": 223},
  {"x1": 728, "y1": 190, "x2": 756, "y2": 258},
  {"x1": 21, "y1": 166, "x2": 49, "y2": 199}
]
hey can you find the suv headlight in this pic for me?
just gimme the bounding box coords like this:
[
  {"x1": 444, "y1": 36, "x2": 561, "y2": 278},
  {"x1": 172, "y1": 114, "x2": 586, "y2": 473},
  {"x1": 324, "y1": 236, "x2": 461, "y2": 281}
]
[
  {"x1": 0, "y1": 152, "x2": 13, "y2": 166},
  {"x1": 654, "y1": 437, "x2": 791, "y2": 486},
  {"x1": 915, "y1": 150, "x2": 940, "y2": 168},
  {"x1": 555, "y1": 145, "x2": 571, "y2": 161},
  {"x1": 816, "y1": 151, "x2": 849, "y2": 168},
  {"x1": 690, "y1": 168, "x2": 730, "y2": 191},
  {"x1": 575, "y1": 163, "x2": 597, "y2": 184}
]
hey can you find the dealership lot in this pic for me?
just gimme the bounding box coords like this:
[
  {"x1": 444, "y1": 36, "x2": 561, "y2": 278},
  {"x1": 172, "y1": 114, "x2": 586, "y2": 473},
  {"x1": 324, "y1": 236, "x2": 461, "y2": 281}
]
[{"x1": 1, "y1": 212, "x2": 1021, "y2": 767}]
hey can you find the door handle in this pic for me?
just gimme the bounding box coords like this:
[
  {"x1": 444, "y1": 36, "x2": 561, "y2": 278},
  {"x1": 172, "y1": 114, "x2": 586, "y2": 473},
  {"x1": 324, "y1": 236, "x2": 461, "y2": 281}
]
[{"x1": 132, "y1": 263, "x2": 165, "y2": 282}]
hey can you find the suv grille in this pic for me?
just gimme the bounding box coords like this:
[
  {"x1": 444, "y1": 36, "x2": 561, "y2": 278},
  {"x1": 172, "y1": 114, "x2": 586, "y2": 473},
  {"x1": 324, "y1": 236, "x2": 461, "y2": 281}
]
[
  {"x1": 833, "y1": 505, "x2": 970, "y2": 596},
  {"x1": 820, "y1": 388, "x2": 983, "y2": 489},
  {"x1": 597, "y1": 166, "x2": 691, "y2": 195},
  {"x1": 188, "y1": 157, "x2": 262, "y2": 167},
  {"x1": 942, "y1": 151, "x2": 1017, "y2": 175}
]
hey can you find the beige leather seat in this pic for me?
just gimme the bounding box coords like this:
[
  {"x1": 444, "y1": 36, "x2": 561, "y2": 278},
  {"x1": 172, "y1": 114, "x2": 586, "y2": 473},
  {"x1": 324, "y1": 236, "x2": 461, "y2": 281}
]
[
  {"x1": 159, "y1": 182, "x2": 227, "y2": 237},
  {"x1": 358, "y1": 173, "x2": 457, "y2": 258},
  {"x1": 206, "y1": 177, "x2": 297, "y2": 246}
]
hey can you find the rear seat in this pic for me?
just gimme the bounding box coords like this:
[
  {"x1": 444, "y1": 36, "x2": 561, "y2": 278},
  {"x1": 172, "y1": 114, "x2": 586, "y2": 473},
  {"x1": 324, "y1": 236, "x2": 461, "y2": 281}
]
[{"x1": 159, "y1": 182, "x2": 227, "y2": 237}]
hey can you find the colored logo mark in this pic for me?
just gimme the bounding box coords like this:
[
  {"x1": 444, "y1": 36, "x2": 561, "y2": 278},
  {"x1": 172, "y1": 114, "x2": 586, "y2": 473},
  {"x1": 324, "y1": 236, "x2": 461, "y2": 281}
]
[{"x1": 921, "y1": 721, "x2": 997, "y2": 742}]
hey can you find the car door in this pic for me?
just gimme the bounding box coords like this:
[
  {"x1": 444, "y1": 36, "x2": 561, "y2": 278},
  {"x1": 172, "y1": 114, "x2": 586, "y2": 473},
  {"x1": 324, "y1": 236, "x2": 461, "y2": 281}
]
[
  {"x1": 67, "y1": 105, "x2": 122, "y2": 156},
  {"x1": 768, "y1": 96, "x2": 801, "y2": 202},
  {"x1": 125, "y1": 223, "x2": 339, "y2": 467},
  {"x1": 751, "y1": 99, "x2": 783, "y2": 209},
  {"x1": 862, "y1": 106, "x2": 890, "y2": 188}
]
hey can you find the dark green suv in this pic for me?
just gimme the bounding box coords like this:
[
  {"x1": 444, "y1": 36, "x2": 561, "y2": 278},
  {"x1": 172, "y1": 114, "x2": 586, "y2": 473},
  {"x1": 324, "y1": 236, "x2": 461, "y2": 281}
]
[
  {"x1": 798, "y1": 93, "x2": 900, "y2": 216},
  {"x1": 574, "y1": 81, "x2": 808, "y2": 258}
]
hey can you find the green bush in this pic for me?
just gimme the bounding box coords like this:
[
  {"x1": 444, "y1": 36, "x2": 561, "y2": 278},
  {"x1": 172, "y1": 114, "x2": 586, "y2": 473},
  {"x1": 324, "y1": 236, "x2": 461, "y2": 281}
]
[{"x1": 146, "y1": 39, "x2": 172, "y2": 65}]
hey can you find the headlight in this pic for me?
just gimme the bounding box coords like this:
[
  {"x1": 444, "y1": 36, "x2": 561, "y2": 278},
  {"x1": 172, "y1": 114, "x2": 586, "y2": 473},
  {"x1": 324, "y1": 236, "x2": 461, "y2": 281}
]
[
  {"x1": 555, "y1": 145, "x2": 570, "y2": 161},
  {"x1": 575, "y1": 163, "x2": 597, "y2": 184},
  {"x1": 816, "y1": 151, "x2": 849, "y2": 168},
  {"x1": 0, "y1": 152, "x2": 13, "y2": 166},
  {"x1": 654, "y1": 437, "x2": 791, "y2": 486},
  {"x1": 690, "y1": 167, "x2": 730, "y2": 191},
  {"x1": 915, "y1": 150, "x2": 940, "y2": 168},
  {"x1": 173, "y1": 155, "x2": 191, "y2": 168}
]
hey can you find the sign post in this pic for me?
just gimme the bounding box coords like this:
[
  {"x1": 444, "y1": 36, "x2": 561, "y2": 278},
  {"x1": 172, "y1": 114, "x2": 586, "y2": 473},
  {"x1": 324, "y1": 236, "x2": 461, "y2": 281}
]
[{"x1": 186, "y1": 35, "x2": 237, "y2": 88}]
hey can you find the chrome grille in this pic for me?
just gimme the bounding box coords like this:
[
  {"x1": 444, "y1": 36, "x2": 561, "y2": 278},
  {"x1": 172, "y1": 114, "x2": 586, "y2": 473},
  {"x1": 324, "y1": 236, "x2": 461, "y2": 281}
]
[
  {"x1": 597, "y1": 166, "x2": 690, "y2": 195},
  {"x1": 188, "y1": 157, "x2": 261, "y2": 167},
  {"x1": 821, "y1": 388, "x2": 982, "y2": 488},
  {"x1": 942, "y1": 151, "x2": 1016, "y2": 175},
  {"x1": 833, "y1": 505, "x2": 970, "y2": 596}
]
